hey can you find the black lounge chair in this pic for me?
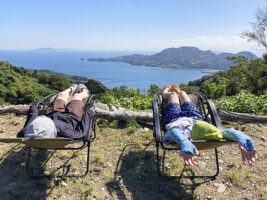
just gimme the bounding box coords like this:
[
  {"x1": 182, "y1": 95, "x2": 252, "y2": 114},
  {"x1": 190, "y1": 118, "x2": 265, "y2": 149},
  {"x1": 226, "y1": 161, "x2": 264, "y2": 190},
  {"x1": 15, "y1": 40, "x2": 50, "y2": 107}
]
[
  {"x1": 152, "y1": 92, "x2": 237, "y2": 178},
  {"x1": 0, "y1": 93, "x2": 97, "y2": 178}
]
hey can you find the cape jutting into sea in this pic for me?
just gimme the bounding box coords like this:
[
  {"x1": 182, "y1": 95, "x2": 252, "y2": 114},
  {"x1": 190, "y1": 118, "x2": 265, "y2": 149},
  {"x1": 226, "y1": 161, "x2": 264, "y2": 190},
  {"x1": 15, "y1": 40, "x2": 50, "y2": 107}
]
[{"x1": 0, "y1": 50, "x2": 206, "y2": 91}]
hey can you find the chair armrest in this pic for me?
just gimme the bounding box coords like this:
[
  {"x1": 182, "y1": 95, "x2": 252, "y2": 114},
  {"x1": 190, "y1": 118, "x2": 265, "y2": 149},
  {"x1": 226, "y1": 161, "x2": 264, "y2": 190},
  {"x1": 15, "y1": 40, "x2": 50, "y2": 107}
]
[
  {"x1": 87, "y1": 94, "x2": 95, "y2": 108},
  {"x1": 206, "y1": 99, "x2": 222, "y2": 130},
  {"x1": 83, "y1": 94, "x2": 96, "y2": 141},
  {"x1": 32, "y1": 100, "x2": 41, "y2": 108},
  {"x1": 152, "y1": 101, "x2": 162, "y2": 142}
]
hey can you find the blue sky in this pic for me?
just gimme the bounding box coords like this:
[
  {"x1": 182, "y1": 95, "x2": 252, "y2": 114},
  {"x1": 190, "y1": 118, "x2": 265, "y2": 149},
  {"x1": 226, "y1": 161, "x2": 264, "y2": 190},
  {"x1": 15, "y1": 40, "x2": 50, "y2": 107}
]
[{"x1": 0, "y1": 0, "x2": 265, "y2": 55}]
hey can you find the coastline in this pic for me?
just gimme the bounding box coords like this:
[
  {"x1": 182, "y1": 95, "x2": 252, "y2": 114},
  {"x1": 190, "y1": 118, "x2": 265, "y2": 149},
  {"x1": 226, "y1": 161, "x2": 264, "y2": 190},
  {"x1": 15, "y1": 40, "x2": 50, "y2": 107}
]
[
  {"x1": 85, "y1": 58, "x2": 225, "y2": 73},
  {"x1": 201, "y1": 69, "x2": 223, "y2": 74}
]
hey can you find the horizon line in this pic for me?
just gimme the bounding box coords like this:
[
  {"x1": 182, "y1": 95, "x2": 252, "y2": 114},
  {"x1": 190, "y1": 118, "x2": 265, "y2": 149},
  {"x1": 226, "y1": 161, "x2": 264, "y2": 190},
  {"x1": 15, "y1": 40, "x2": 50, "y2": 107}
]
[{"x1": 0, "y1": 46, "x2": 257, "y2": 55}]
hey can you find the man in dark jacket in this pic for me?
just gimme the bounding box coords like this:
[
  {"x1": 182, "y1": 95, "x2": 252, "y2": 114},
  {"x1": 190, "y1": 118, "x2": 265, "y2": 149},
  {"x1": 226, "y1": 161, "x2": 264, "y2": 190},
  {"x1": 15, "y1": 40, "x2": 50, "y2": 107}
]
[{"x1": 17, "y1": 84, "x2": 94, "y2": 139}]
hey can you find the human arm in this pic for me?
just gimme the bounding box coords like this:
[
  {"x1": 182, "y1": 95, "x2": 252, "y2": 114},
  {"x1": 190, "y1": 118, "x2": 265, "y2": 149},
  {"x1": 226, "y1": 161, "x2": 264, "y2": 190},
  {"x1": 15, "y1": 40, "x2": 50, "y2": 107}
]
[
  {"x1": 222, "y1": 129, "x2": 258, "y2": 166},
  {"x1": 164, "y1": 128, "x2": 199, "y2": 167}
]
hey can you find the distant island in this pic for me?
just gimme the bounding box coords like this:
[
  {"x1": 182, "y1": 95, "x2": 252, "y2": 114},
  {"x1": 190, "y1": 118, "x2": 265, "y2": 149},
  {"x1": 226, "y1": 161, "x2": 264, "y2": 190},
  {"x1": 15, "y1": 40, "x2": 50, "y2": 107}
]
[
  {"x1": 34, "y1": 47, "x2": 56, "y2": 51},
  {"x1": 85, "y1": 46, "x2": 258, "y2": 70}
]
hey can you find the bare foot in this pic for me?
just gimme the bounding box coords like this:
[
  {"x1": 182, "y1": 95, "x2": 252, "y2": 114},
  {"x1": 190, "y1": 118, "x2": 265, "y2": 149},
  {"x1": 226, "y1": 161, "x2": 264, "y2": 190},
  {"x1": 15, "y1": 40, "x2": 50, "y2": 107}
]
[
  {"x1": 72, "y1": 88, "x2": 90, "y2": 101},
  {"x1": 69, "y1": 84, "x2": 79, "y2": 96},
  {"x1": 81, "y1": 88, "x2": 90, "y2": 98},
  {"x1": 78, "y1": 84, "x2": 87, "y2": 92},
  {"x1": 163, "y1": 84, "x2": 172, "y2": 93},
  {"x1": 162, "y1": 85, "x2": 172, "y2": 100},
  {"x1": 172, "y1": 84, "x2": 181, "y2": 95}
]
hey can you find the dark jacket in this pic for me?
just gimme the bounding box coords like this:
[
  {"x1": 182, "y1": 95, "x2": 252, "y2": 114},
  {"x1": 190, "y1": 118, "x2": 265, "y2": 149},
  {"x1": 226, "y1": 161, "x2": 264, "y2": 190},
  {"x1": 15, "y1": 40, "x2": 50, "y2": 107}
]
[
  {"x1": 17, "y1": 101, "x2": 94, "y2": 139},
  {"x1": 48, "y1": 109, "x2": 94, "y2": 139}
]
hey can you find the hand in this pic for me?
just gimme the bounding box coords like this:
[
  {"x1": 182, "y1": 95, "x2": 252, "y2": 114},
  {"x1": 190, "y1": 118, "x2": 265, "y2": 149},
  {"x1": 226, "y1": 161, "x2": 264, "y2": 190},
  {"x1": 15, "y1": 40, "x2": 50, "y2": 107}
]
[
  {"x1": 180, "y1": 149, "x2": 199, "y2": 167},
  {"x1": 239, "y1": 143, "x2": 259, "y2": 166}
]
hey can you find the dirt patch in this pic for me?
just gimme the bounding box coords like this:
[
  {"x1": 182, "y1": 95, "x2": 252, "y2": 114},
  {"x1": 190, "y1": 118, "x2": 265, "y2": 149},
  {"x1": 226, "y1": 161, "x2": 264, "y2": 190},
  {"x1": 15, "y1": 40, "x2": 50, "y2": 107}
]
[{"x1": 0, "y1": 114, "x2": 266, "y2": 200}]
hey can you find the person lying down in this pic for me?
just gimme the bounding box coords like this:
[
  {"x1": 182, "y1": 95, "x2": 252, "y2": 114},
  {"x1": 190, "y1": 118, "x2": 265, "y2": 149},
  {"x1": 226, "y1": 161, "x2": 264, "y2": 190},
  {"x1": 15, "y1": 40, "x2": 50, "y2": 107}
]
[
  {"x1": 162, "y1": 84, "x2": 258, "y2": 167},
  {"x1": 17, "y1": 84, "x2": 94, "y2": 139}
]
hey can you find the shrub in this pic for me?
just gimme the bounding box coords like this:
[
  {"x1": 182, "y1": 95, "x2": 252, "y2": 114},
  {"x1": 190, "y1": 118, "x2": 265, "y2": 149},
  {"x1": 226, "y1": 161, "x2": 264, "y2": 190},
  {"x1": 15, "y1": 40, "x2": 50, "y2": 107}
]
[
  {"x1": 99, "y1": 86, "x2": 154, "y2": 111},
  {"x1": 214, "y1": 90, "x2": 267, "y2": 115},
  {"x1": 85, "y1": 79, "x2": 107, "y2": 94},
  {"x1": 147, "y1": 84, "x2": 161, "y2": 96}
]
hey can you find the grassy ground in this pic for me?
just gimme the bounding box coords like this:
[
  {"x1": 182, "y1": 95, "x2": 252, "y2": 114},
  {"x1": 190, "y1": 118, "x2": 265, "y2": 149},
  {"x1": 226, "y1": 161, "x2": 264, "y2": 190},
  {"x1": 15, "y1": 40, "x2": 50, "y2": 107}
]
[{"x1": 0, "y1": 114, "x2": 266, "y2": 200}]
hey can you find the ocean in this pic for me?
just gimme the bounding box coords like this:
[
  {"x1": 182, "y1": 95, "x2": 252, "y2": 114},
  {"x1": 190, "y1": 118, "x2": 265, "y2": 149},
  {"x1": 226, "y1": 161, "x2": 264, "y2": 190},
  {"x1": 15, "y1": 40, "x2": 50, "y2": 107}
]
[{"x1": 0, "y1": 50, "x2": 206, "y2": 91}]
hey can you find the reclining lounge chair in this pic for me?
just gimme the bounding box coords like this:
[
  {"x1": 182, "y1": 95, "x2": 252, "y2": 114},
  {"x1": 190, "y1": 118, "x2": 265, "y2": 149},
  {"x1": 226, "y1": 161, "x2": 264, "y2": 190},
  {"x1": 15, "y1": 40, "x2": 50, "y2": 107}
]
[
  {"x1": 152, "y1": 92, "x2": 237, "y2": 178},
  {"x1": 0, "y1": 93, "x2": 97, "y2": 178}
]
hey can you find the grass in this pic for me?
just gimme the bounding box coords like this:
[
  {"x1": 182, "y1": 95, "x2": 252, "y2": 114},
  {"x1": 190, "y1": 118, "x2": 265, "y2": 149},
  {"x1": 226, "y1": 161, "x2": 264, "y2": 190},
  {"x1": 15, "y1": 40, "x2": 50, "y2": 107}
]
[
  {"x1": 167, "y1": 154, "x2": 184, "y2": 175},
  {"x1": 231, "y1": 160, "x2": 237, "y2": 167},
  {"x1": 10, "y1": 118, "x2": 20, "y2": 126},
  {"x1": 104, "y1": 171, "x2": 115, "y2": 183},
  {"x1": 259, "y1": 187, "x2": 267, "y2": 200},
  {"x1": 245, "y1": 168, "x2": 251, "y2": 179},
  {"x1": 126, "y1": 118, "x2": 139, "y2": 128},
  {"x1": 135, "y1": 140, "x2": 144, "y2": 149},
  {"x1": 222, "y1": 122, "x2": 236, "y2": 129},
  {"x1": 95, "y1": 153, "x2": 106, "y2": 166},
  {"x1": 226, "y1": 171, "x2": 244, "y2": 187},
  {"x1": 0, "y1": 115, "x2": 266, "y2": 200}
]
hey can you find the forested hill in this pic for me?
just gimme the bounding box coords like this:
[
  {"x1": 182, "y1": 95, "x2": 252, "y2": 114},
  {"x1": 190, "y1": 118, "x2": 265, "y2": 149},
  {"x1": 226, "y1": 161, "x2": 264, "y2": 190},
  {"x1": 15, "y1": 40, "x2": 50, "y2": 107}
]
[
  {"x1": 32, "y1": 69, "x2": 88, "y2": 83},
  {"x1": 86, "y1": 46, "x2": 257, "y2": 70},
  {"x1": 0, "y1": 62, "x2": 74, "y2": 105}
]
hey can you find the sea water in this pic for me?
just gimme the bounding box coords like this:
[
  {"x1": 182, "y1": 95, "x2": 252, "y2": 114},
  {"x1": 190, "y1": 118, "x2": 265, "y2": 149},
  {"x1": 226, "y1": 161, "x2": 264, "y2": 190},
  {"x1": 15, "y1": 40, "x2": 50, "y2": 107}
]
[{"x1": 0, "y1": 50, "x2": 206, "y2": 91}]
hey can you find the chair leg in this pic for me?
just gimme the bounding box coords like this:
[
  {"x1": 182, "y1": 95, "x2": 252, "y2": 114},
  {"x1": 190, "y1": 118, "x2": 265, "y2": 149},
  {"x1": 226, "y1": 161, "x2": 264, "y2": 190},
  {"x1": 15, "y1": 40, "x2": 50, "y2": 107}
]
[
  {"x1": 214, "y1": 148, "x2": 219, "y2": 178},
  {"x1": 156, "y1": 146, "x2": 220, "y2": 179},
  {"x1": 26, "y1": 142, "x2": 91, "y2": 178},
  {"x1": 84, "y1": 141, "x2": 90, "y2": 177},
  {"x1": 156, "y1": 142, "x2": 161, "y2": 177},
  {"x1": 26, "y1": 146, "x2": 33, "y2": 177}
]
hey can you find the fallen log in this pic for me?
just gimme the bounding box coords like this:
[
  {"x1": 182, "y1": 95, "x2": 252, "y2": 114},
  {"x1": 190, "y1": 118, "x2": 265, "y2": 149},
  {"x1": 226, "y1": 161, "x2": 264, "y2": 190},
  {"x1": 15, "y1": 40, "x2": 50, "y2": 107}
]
[
  {"x1": 0, "y1": 104, "x2": 154, "y2": 122},
  {"x1": 0, "y1": 105, "x2": 29, "y2": 115},
  {"x1": 1, "y1": 104, "x2": 266, "y2": 124},
  {"x1": 217, "y1": 108, "x2": 267, "y2": 123},
  {"x1": 95, "y1": 108, "x2": 153, "y2": 122}
]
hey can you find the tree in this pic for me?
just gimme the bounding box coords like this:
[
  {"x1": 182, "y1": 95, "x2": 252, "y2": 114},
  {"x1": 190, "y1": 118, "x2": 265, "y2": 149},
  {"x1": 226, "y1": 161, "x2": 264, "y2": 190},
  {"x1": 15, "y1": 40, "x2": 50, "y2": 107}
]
[
  {"x1": 242, "y1": 6, "x2": 267, "y2": 49},
  {"x1": 147, "y1": 84, "x2": 161, "y2": 96},
  {"x1": 179, "y1": 83, "x2": 200, "y2": 93},
  {"x1": 263, "y1": 53, "x2": 267, "y2": 63},
  {"x1": 226, "y1": 57, "x2": 267, "y2": 95},
  {"x1": 201, "y1": 79, "x2": 226, "y2": 99},
  {"x1": 85, "y1": 79, "x2": 107, "y2": 94}
]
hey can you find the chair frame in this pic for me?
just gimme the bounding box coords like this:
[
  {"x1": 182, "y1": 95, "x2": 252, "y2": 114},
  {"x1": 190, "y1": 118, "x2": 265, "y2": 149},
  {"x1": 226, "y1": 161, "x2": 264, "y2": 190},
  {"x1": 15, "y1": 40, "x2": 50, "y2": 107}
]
[
  {"x1": 152, "y1": 92, "x2": 229, "y2": 179},
  {"x1": 25, "y1": 93, "x2": 97, "y2": 178}
]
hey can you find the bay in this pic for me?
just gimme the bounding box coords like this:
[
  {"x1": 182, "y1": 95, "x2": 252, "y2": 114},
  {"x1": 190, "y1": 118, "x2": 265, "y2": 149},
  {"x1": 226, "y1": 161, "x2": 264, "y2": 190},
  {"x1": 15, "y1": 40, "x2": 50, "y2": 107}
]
[{"x1": 0, "y1": 50, "x2": 206, "y2": 91}]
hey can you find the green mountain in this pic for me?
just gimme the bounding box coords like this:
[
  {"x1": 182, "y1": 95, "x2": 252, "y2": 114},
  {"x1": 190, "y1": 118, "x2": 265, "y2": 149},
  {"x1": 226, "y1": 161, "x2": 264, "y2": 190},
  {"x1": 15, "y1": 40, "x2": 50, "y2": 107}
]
[
  {"x1": 32, "y1": 69, "x2": 88, "y2": 83},
  {"x1": 187, "y1": 56, "x2": 267, "y2": 97},
  {"x1": 0, "y1": 62, "x2": 107, "y2": 105},
  {"x1": 86, "y1": 46, "x2": 258, "y2": 70},
  {"x1": 0, "y1": 62, "x2": 73, "y2": 105}
]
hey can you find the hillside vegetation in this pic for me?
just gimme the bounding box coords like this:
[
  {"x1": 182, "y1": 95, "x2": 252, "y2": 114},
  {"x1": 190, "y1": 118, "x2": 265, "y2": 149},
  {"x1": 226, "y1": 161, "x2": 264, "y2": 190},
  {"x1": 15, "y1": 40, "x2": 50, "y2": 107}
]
[
  {"x1": 0, "y1": 61, "x2": 73, "y2": 105},
  {"x1": 0, "y1": 55, "x2": 266, "y2": 115},
  {"x1": 187, "y1": 56, "x2": 267, "y2": 115},
  {"x1": 188, "y1": 56, "x2": 267, "y2": 96},
  {"x1": 94, "y1": 56, "x2": 267, "y2": 115}
]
